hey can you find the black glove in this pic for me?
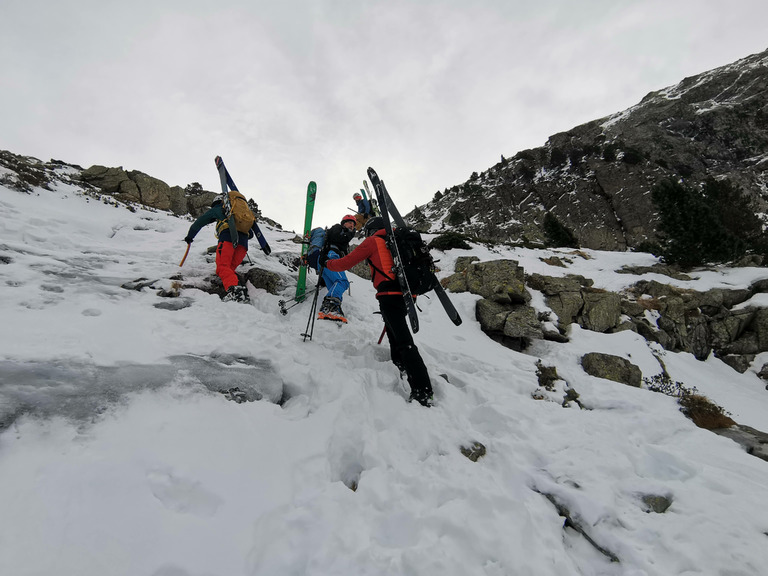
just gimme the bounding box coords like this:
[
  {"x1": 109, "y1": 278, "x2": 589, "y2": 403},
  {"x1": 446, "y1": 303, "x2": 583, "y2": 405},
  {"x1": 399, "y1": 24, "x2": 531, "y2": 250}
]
[
  {"x1": 318, "y1": 253, "x2": 329, "y2": 269},
  {"x1": 184, "y1": 236, "x2": 193, "y2": 244}
]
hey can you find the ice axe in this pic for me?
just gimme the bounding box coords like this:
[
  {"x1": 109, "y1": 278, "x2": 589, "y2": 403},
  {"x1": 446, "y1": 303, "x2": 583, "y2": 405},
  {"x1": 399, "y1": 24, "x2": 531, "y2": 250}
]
[{"x1": 179, "y1": 243, "x2": 191, "y2": 267}]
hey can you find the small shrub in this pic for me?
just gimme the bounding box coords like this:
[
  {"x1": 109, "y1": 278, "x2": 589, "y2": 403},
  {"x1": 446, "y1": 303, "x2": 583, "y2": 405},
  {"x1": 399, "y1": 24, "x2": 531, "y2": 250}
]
[
  {"x1": 633, "y1": 240, "x2": 663, "y2": 256},
  {"x1": 516, "y1": 149, "x2": 536, "y2": 162},
  {"x1": 643, "y1": 374, "x2": 735, "y2": 429},
  {"x1": 569, "y1": 148, "x2": 585, "y2": 165},
  {"x1": 637, "y1": 297, "x2": 662, "y2": 311},
  {"x1": 542, "y1": 212, "x2": 578, "y2": 248},
  {"x1": 447, "y1": 210, "x2": 466, "y2": 226},
  {"x1": 518, "y1": 163, "x2": 536, "y2": 180},
  {"x1": 675, "y1": 164, "x2": 694, "y2": 178},
  {"x1": 680, "y1": 394, "x2": 736, "y2": 429},
  {"x1": 602, "y1": 144, "x2": 618, "y2": 162},
  {"x1": 536, "y1": 360, "x2": 560, "y2": 391},
  {"x1": 622, "y1": 147, "x2": 644, "y2": 165},
  {"x1": 549, "y1": 147, "x2": 568, "y2": 168}
]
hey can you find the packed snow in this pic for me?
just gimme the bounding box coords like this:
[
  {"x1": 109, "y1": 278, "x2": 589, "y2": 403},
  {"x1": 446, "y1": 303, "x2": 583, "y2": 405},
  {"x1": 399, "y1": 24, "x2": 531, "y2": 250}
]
[{"x1": 1, "y1": 176, "x2": 768, "y2": 576}]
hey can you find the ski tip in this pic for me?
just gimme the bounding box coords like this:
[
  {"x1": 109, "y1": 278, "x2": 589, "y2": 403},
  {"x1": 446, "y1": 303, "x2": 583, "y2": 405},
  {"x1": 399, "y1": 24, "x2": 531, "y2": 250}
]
[{"x1": 215, "y1": 155, "x2": 222, "y2": 166}]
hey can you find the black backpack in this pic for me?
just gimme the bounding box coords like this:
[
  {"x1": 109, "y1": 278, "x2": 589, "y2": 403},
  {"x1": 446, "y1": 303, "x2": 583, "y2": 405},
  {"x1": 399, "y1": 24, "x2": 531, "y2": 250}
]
[{"x1": 390, "y1": 227, "x2": 440, "y2": 295}]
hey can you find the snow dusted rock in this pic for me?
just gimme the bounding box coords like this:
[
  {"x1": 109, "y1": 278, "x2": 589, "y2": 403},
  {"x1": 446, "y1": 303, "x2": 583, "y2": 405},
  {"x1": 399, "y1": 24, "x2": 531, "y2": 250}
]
[
  {"x1": 581, "y1": 352, "x2": 643, "y2": 387},
  {"x1": 459, "y1": 441, "x2": 487, "y2": 462},
  {"x1": 719, "y1": 354, "x2": 756, "y2": 374},
  {"x1": 640, "y1": 494, "x2": 673, "y2": 514},
  {"x1": 579, "y1": 289, "x2": 621, "y2": 332},
  {"x1": 475, "y1": 298, "x2": 542, "y2": 351},
  {"x1": 713, "y1": 425, "x2": 768, "y2": 463},
  {"x1": 526, "y1": 273, "x2": 592, "y2": 328},
  {"x1": 454, "y1": 255, "x2": 480, "y2": 273},
  {"x1": 466, "y1": 259, "x2": 530, "y2": 304},
  {"x1": 244, "y1": 267, "x2": 285, "y2": 295}
]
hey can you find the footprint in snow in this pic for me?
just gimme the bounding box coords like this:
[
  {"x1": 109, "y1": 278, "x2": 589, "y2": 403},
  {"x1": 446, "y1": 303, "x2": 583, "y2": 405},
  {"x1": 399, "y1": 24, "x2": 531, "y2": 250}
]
[{"x1": 146, "y1": 469, "x2": 223, "y2": 517}]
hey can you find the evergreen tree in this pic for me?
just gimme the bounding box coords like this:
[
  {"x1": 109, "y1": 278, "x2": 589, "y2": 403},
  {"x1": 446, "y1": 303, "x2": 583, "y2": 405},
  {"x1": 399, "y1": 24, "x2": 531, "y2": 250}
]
[
  {"x1": 651, "y1": 178, "x2": 761, "y2": 267},
  {"x1": 542, "y1": 212, "x2": 578, "y2": 248}
]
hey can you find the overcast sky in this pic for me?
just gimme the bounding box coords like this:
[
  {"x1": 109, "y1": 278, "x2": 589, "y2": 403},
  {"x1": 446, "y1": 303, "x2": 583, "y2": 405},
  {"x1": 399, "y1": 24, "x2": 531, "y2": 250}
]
[{"x1": 2, "y1": 1, "x2": 767, "y2": 233}]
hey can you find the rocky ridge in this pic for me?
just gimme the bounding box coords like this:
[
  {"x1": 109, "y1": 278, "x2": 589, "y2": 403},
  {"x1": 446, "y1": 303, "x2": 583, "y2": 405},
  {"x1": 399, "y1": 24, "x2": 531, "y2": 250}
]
[
  {"x1": 0, "y1": 150, "x2": 273, "y2": 224},
  {"x1": 409, "y1": 48, "x2": 768, "y2": 251}
]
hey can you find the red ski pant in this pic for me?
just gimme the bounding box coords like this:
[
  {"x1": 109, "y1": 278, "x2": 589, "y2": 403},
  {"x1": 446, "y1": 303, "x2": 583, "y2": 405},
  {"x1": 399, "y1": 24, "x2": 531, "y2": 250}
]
[{"x1": 216, "y1": 240, "x2": 247, "y2": 290}]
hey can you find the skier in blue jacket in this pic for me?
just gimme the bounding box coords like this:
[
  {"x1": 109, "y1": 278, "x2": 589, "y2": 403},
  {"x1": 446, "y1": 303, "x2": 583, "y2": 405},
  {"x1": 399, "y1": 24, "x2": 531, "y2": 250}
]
[{"x1": 306, "y1": 215, "x2": 356, "y2": 321}]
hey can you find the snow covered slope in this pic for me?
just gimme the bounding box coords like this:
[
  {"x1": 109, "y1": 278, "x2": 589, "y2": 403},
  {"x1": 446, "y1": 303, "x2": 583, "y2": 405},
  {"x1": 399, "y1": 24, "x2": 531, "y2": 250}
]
[{"x1": 1, "y1": 177, "x2": 768, "y2": 576}]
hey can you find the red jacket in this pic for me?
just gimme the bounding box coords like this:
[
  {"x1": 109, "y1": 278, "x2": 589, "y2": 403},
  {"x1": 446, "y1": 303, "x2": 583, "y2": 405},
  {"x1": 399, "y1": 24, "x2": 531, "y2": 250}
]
[{"x1": 324, "y1": 230, "x2": 401, "y2": 296}]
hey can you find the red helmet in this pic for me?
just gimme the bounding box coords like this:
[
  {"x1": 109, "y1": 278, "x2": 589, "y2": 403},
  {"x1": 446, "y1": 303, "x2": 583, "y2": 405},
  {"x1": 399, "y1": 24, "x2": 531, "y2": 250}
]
[
  {"x1": 341, "y1": 214, "x2": 357, "y2": 227},
  {"x1": 353, "y1": 193, "x2": 362, "y2": 200}
]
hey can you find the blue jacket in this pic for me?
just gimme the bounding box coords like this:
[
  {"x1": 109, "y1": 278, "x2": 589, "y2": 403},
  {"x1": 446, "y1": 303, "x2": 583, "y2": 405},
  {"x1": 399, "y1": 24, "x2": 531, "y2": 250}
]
[{"x1": 355, "y1": 197, "x2": 373, "y2": 217}]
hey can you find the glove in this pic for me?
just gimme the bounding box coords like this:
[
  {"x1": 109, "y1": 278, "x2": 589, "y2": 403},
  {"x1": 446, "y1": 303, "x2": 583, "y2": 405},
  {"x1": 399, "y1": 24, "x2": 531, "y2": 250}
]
[
  {"x1": 184, "y1": 236, "x2": 193, "y2": 244},
  {"x1": 318, "y1": 253, "x2": 329, "y2": 269}
]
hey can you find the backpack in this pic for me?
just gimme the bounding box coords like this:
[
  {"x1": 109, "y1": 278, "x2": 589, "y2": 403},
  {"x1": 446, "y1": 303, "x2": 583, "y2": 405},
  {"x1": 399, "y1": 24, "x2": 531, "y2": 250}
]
[
  {"x1": 308, "y1": 227, "x2": 326, "y2": 253},
  {"x1": 227, "y1": 191, "x2": 255, "y2": 233},
  {"x1": 390, "y1": 227, "x2": 439, "y2": 295}
]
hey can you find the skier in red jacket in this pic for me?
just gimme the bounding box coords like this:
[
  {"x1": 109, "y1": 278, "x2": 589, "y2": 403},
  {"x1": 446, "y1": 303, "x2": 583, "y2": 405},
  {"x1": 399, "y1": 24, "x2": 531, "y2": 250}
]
[{"x1": 321, "y1": 217, "x2": 433, "y2": 406}]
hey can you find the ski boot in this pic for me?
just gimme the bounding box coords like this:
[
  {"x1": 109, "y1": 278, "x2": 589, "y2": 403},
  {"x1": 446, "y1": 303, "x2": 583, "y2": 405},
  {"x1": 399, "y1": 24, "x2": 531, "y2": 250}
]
[
  {"x1": 409, "y1": 389, "x2": 434, "y2": 408},
  {"x1": 318, "y1": 296, "x2": 347, "y2": 322},
  {"x1": 222, "y1": 285, "x2": 249, "y2": 303}
]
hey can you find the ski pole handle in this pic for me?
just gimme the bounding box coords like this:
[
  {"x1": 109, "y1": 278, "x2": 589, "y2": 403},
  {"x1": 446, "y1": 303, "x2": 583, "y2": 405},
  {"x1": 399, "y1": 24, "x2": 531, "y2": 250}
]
[{"x1": 179, "y1": 244, "x2": 191, "y2": 267}]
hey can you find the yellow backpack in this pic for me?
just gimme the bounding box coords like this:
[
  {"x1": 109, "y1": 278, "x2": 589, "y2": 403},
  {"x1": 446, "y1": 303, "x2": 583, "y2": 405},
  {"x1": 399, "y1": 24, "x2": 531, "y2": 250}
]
[{"x1": 217, "y1": 190, "x2": 255, "y2": 236}]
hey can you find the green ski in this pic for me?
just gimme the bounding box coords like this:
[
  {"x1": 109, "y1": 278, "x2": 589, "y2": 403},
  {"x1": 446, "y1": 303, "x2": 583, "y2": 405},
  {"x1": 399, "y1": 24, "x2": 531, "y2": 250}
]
[{"x1": 295, "y1": 181, "x2": 317, "y2": 302}]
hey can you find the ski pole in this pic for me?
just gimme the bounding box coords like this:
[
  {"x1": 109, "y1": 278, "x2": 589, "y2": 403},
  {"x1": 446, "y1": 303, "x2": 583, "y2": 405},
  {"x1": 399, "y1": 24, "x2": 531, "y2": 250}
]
[
  {"x1": 179, "y1": 244, "x2": 191, "y2": 267},
  {"x1": 377, "y1": 326, "x2": 386, "y2": 345},
  {"x1": 302, "y1": 268, "x2": 323, "y2": 341},
  {"x1": 279, "y1": 284, "x2": 318, "y2": 315}
]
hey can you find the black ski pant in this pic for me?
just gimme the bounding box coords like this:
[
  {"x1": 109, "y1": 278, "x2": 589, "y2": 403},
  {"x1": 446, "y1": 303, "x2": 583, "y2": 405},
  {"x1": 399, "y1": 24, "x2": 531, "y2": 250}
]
[{"x1": 378, "y1": 294, "x2": 432, "y2": 400}]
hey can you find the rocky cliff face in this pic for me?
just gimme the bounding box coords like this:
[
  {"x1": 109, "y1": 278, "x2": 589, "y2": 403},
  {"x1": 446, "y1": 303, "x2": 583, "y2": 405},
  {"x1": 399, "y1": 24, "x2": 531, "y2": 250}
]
[{"x1": 411, "y1": 49, "x2": 768, "y2": 251}]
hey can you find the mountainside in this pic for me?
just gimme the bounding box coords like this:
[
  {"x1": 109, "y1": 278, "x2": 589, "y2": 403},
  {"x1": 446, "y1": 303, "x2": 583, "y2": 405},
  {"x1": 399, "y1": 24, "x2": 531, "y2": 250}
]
[
  {"x1": 2, "y1": 158, "x2": 768, "y2": 574},
  {"x1": 411, "y1": 48, "x2": 768, "y2": 251}
]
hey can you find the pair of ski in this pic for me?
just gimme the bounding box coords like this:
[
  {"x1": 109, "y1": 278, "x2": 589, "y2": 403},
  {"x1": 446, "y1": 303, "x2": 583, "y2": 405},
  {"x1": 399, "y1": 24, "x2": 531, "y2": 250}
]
[
  {"x1": 214, "y1": 156, "x2": 271, "y2": 255},
  {"x1": 367, "y1": 167, "x2": 462, "y2": 333}
]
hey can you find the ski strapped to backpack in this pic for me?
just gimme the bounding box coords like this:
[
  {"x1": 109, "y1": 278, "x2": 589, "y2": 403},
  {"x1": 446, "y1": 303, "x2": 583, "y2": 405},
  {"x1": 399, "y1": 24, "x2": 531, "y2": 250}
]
[
  {"x1": 214, "y1": 156, "x2": 271, "y2": 255},
  {"x1": 362, "y1": 180, "x2": 380, "y2": 216},
  {"x1": 367, "y1": 167, "x2": 462, "y2": 332}
]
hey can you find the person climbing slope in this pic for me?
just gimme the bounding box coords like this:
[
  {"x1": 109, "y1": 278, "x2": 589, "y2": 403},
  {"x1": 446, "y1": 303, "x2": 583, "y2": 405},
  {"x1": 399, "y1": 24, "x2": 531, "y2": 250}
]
[
  {"x1": 184, "y1": 192, "x2": 259, "y2": 303},
  {"x1": 306, "y1": 214, "x2": 356, "y2": 321},
  {"x1": 320, "y1": 217, "x2": 434, "y2": 406}
]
